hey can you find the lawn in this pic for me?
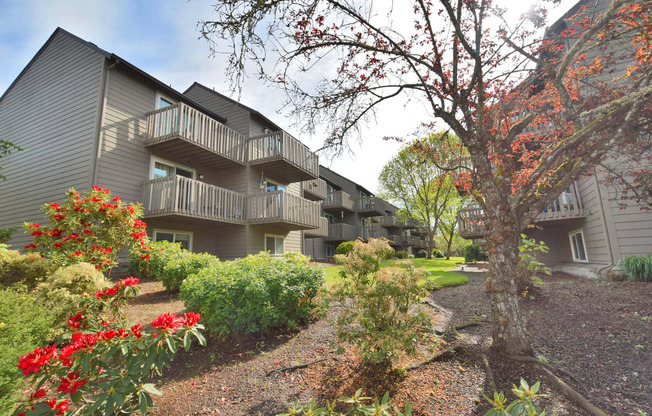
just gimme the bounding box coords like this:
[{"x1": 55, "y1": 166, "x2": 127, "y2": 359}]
[{"x1": 321, "y1": 256, "x2": 467, "y2": 289}]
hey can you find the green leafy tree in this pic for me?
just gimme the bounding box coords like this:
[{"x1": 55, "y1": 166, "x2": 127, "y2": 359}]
[{"x1": 0, "y1": 139, "x2": 21, "y2": 181}]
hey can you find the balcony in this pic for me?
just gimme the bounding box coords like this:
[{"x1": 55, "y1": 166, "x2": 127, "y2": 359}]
[
  {"x1": 142, "y1": 175, "x2": 245, "y2": 225},
  {"x1": 145, "y1": 102, "x2": 248, "y2": 169},
  {"x1": 249, "y1": 131, "x2": 319, "y2": 183},
  {"x1": 359, "y1": 225, "x2": 388, "y2": 240},
  {"x1": 301, "y1": 178, "x2": 327, "y2": 201},
  {"x1": 379, "y1": 216, "x2": 400, "y2": 228},
  {"x1": 399, "y1": 218, "x2": 421, "y2": 228},
  {"x1": 305, "y1": 217, "x2": 329, "y2": 238},
  {"x1": 247, "y1": 191, "x2": 321, "y2": 230},
  {"x1": 323, "y1": 190, "x2": 354, "y2": 211},
  {"x1": 411, "y1": 226, "x2": 428, "y2": 235},
  {"x1": 356, "y1": 197, "x2": 384, "y2": 217},
  {"x1": 402, "y1": 236, "x2": 421, "y2": 246},
  {"x1": 387, "y1": 234, "x2": 402, "y2": 246},
  {"x1": 325, "y1": 223, "x2": 358, "y2": 242},
  {"x1": 458, "y1": 182, "x2": 586, "y2": 239}
]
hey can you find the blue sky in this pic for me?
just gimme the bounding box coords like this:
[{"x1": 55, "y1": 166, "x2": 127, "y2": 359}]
[{"x1": 0, "y1": 0, "x2": 576, "y2": 193}]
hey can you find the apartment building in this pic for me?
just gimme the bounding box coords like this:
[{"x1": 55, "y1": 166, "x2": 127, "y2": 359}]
[
  {"x1": 456, "y1": 0, "x2": 652, "y2": 278},
  {"x1": 303, "y1": 166, "x2": 428, "y2": 261},
  {"x1": 0, "y1": 28, "x2": 324, "y2": 259}
]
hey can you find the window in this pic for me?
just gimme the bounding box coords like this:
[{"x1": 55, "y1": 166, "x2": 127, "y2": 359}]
[
  {"x1": 156, "y1": 92, "x2": 176, "y2": 109},
  {"x1": 266, "y1": 180, "x2": 286, "y2": 192},
  {"x1": 265, "y1": 234, "x2": 284, "y2": 255},
  {"x1": 150, "y1": 157, "x2": 195, "y2": 180},
  {"x1": 569, "y1": 229, "x2": 588, "y2": 262},
  {"x1": 326, "y1": 245, "x2": 335, "y2": 257},
  {"x1": 325, "y1": 213, "x2": 335, "y2": 224},
  {"x1": 154, "y1": 230, "x2": 192, "y2": 251}
]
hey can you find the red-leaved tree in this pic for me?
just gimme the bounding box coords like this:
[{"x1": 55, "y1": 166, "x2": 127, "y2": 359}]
[{"x1": 199, "y1": 0, "x2": 651, "y2": 357}]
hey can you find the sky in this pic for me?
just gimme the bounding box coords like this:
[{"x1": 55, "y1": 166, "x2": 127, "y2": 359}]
[{"x1": 0, "y1": 0, "x2": 577, "y2": 193}]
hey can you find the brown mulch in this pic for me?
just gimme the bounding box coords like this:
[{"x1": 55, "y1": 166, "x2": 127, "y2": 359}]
[{"x1": 126, "y1": 272, "x2": 651, "y2": 416}]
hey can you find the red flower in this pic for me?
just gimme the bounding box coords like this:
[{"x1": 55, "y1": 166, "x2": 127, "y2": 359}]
[
  {"x1": 97, "y1": 330, "x2": 118, "y2": 341},
  {"x1": 46, "y1": 399, "x2": 69, "y2": 415},
  {"x1": 117, "y1": 328, "x2": 129, "y2": 338},
  {"x1": 130, "y1": 324, "x2": 143, "y2": 339},
  {"x1": 123, "y1": 206, "x2": 135, "y2": 214},
  {"x1": 73, "y1": 251, "x2": 84, "y2": 257},
  {"x1": 49, "y1": 202, "x2": 62, "y2": 212},
  {"x1": 112, "y1": 196, "x2": 122, "y2": 202},
  {"x1": 92, "y1": 186, "x2": 109, "y2": 194},
  {"x1": 53, "y1": 214, "x2": 67, "y2": 221},
  {"x1": 57, "y1": 372, "x2": 87, "y2": 394},
  {"x1": 140, "y1": 253, "x2": 151, "y2": 260},
  {"x1": 151, "y1": 313, "x2": 182, "y2": 333},
  {"x1": 59, "y1": 333, "x2": 98, "y2": 366},
  {"x1": 67, "y1": 313, "x2": 84, "y2": 330},
  {"x1": 94, "y1": 286, "x2": 119, "y2": 299},
  {"x1": 49, "y1": 228, "x2": 62, "y2": 237},
  {"x1": 133, "y1": 219, "x2": 147, "y2": 228},
  {"x1": 31, "y1": 230, "x2": 44, "y2": 236},
  {"x1": 17, "y1": 345, "x2": 57, "y2": 376},
  {"x1": 30, "y1": 389, "x2": 47, "y2": 400},
  {"x1": 27, "y1": 223, "x2": 39, "y2": 229},
  {"x1": 24, "y1": 243, "x2": 37, "y2": 249},
  {"x1": 182, "y1": 312, "x2": 201, "y2": 328},
  {"x1": 120, "y1": 276, "x2": 139, "y2": 286}
]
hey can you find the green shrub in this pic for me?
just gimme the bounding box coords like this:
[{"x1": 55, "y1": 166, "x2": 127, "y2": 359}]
[
  {"x1": 432, "y1": 250, "x2": 445, "y2": 258},
  {"x1": 0, "y1": 244, "x2": 56, "y2": 288},
  {"x1": 395, "y1": 250, "x2": 408, "y2": 259},
  {"x1": 283, "y1": 251, "x2": 311, "y2": 265},
  {"x1": 160, "y1": 251, "x2": 220, "y2": 292},
  {"x1": 33, "y1": 262, "x2": 110, "y2": 326},
  {"x1": 464, "y1": 243, "x2": 488, "y2": 262},
  {"x1": 130, "y1": 240, "x2": 184, "y2": 279},
  {"x1": 336, "y1": 241, "x2": 356, "y2": 255},
  {"x1": 279, "y1": 389, "x2": 411, "y2": 416},
  {"x1": 382, "y1": 245, "x2": 396, "y2": 260},
  {"x1": 616, "y1": 254, "x2": 652, "y2": 282},
  {"x1": 415, "y1": 249, "x2": 428, "y2": 258},
  {"x1": 180, "y1": 252, "x2": 325, "y2": 337},
  {"x1": 0, "y1": 228, "x2": 14, "y2": 244},
  {"x1": 333, "y1": 239, "x2": 429, "y2": 366},
  {"x1": 0, "y1": 286, "x2": 56, "y2": 414}
]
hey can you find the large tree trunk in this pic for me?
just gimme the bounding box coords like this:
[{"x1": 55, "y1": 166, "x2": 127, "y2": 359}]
[
  {"x1": 485, "y1": 220, "x2": 534, "y2": 357},
  {"x1": 445, "y1": 235, "x2": 453, "y2": 260}
]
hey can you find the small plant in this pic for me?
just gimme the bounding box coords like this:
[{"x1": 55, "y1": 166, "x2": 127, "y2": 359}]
[
  {"x1": 333, "y1": 239, "x2": 430, "y2": 366},
  {"x1": 415, "y1": 249, "x2": 428, "y2": 259},
  {"x1": 336, "y1": 241, "x2": 356, "y2": 255},
  {"x1": 0, "y1": 228, "x2": 14, "y2": 244},
  {"x1": 395, "y1": 250, "x2": 408, "y2": 259},
  {"x1": 464, "y1": 243, "x2": 488, "y2": 262},
  {"x1": 616, "y1": 254, "x2": 652, "y2": 282},
  {"x1": 516, "y1": 235, "x2": 551, "y2": 293},
  {"x1": 23, "y1": 187, "x2": 150, "y2": 274},
  {"x1": 484, "y1": 379, "x2": 547, "y2": 416},
  {"x1": 278, "y1": 389, "x2": 412, "y2": 416},
  {"x1": 432, "y1": 250, "x2": 445, "y2": 258},
  {"x1": 0, "y1": 244, "x2": 57, "y2": 288}
]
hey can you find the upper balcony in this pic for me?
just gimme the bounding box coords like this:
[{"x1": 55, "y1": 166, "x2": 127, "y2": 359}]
[
  {"x1": 358, "y1": 225, "x2": 389, "y2": 240},
  {"x1": 325, "y1": 223, "x2": 358, "y2": 242},
  {"x1": 305, "y1": 217, "x2": 329, "y2": 238},
  {"x1": 248, "y1": 131, "x2": 319, "y2": 183},
  {"x1": 402, "y1": 235, "x2": 422, "y2": 247},
  {"x1": 387, "y1": 234, "x2": 402, "y2": 246},
  {"x1": 379, "y1": 215, "x2": 400, "y2": 228},
  {"x1": 142, "y1": 175, "x2": 246, "y2": 225},
  {"x1": 356, "y1": 197, "x2": 384, "y2": 217},
  {"x1": 301, "y1": 178, "x2": 327, "y2": 201},
  {"x1": 458, "y1": 182, "x2": 585, "y2": 239},
  {"x1": 411, "y1": 226, "x2": 428, "y2": 235},
  {"x1": 323, "y1": 190, "x2": 355, "y2": 211},
  {"x1": 145, "y1": 103, "x2": 248, "y2": 169},
  {"x1": 247, "y1": 190, "x2": 321, "y2": 231}
]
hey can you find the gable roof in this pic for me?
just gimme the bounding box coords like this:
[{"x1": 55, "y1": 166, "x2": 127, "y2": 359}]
[
  {"x1": 319, "y1": 165, "x2": 375, "y2": 196},
  {"x1": 0, "y1": 28, "x2": 226, "y2": 123}
]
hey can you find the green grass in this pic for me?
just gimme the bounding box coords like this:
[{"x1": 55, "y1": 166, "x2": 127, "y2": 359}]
[{"x1": 321, "y1": 257, "x2": 467, "y2": 290}]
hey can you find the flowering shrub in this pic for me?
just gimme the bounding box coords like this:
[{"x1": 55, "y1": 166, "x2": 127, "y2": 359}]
[
  {"x1": 33, "y1": 263, "x2": 110, "y2": 327},
  {"x1": 333, "y1": 239, "x2": 429, "y2": 365},
  {"x1": 12, "y1": 277, "x2": 205, "y2": 416},
  {"x1": 23, "y1": 187, "x2": 151, "y2": 273},
  {"x1": 0, "y1": 287, "x2": 56, "y2": 415},
  {"x1": 181, "y1": 252, "x2": 325, "y2": 337},
  {"x1": 129, "y1": 240, "x2": 183, "y2": 279},
  {"x1": 0, "y1": 244, "x2": 57, "y2": 288}
]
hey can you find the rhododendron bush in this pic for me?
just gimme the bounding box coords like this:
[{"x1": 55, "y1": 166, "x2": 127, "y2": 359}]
[
  {"x1": 12, "y1": 277, "x2": 205, "y2": 416},
  {"x1": 24, "y1": 187, "x2": 151, "y2": 273}
]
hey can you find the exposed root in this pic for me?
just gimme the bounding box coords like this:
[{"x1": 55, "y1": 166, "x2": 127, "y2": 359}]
[
  {"x1": 454, "y1": 320, "x2": 487, "y2": 331},
  {"x1": 508, "y1": 354, "x2": 590, "y2": 395},
  {"x1": 266, "y1": 357, "x2": 336, "y2": 377},
  {"x1": 482, "y1": 354, "x2": 496, "y2": 393},
  {"x1": 403, "y1": 344, "x2": 465, "y2": 372}
]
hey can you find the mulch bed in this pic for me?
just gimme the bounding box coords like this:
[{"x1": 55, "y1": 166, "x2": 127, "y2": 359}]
[{"x1": 127, "y1": 272, "x2": 650, "y2": 416}]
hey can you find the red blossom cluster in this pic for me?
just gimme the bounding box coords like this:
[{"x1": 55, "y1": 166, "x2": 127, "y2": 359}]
[
  {"x1": 57, "y1": 371, "x2": 87, "y2": 394},
  {"x1": 17, "y1": 345, "x2": 58, "y2": 376}
]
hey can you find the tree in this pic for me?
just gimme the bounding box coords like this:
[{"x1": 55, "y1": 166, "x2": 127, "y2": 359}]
[
  {"x1": 437, "y1": 191, "x2": 466, "y2": 260},
  {"x1": 200, "y1": 0, "x2": 651, "y2": 356},
  {"x1": 378, "y1": 133, "x2": 460, "y2": 259},
  {"x1": 0, "y1": 139, "x2": 21, "y2": 181}
]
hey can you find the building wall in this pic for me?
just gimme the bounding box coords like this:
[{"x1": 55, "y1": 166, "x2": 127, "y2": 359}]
[
  {"x1": 0, "y1": 31, "x2": 106, "y2": 249},
  {"x1": 183, "y1": 84, "x2": 251, "y2": 137}
]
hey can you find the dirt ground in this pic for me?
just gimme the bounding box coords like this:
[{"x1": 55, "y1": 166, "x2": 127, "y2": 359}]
[{"x1": 125, "y1": 272, "x2": 651, "y2": 416}]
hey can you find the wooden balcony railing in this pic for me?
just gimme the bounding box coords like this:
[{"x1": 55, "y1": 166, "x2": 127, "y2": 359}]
[
  {"x1": 323, "y1": 190, "x2": 354, "y2": 211},
  {"x1": 458, "y1": 182, "x2": 585, "y2": 238},
  {"x1": 325, "y1": 223, "x2": 358, "y2": 241},
  {"x1": 249, "y1": 131, "x2": 319, "y2": 180},
  {"x1": 387, "y1": 234, "x2": 402, "y2": 245},
  {"x1": 145, "y1": 102, "x2": 248, "y2": 165},
  {"x1": 305, "y1": 217, "x2": 329, "y2": 238},
  {"x1": 142, "y1": 175, "x2": 245, "y2": 224},
  {"x1": 379, "y1": 216, "x2": 399, "y2": 228},
  {"x1": 356, "y1": 197, "x2": 384, "y2": 215},
  {"x1": 301, "y1": 178, "x2": 327, "y2": 200},
  {"x1": 247, "y1": 191, "x2": 321, "y2": 228},
  {"x1": 359, "y1": 225, "x2": 388, "y2": 240},
  {"x1": 399, "y1": 219, "x2": 421, "y2": 228},
  {"x1": 402, "y1": 236, "x2": 421, "y2": 246}
]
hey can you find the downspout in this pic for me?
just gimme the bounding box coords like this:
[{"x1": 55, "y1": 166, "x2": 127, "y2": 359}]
[
  {"x1": 594, "y1": 173, "x2": 614, "y2": 279},
  {"x1": 90, "y1": 58, "x2": 116, "y2": 187}
]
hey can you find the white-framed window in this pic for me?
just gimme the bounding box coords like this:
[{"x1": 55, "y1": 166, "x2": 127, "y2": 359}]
[
  {"x1": 149, "y1": 156, "x2": 196, "y2": 180},
  {"x1": 568, "y1": 229, "x2": 588, "y2": 262},
  {"x1": 265, "y1": 234, "x2": 285, "y2": 255},
  {"x1": 265, "y1": 178, "x2": 286, "y2": 192},
  {"x1": 156, "y1": 92, "x2": 176, "y2": 109},
  {"x1": 154, "y1": 229, "x2": 193, "y2": 251}
]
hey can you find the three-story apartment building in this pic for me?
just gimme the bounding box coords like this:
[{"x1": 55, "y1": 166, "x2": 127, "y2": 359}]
[{"x1": 0, "y1": 28, "x2": 323, "y2": 259}]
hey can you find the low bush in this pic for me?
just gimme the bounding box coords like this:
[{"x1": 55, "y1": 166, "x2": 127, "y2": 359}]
[
  {"x1": 432, "y1": 250, "x2": 445, "y2": 258},
  {"x1": 282, "y1": 251, "x2": 311, "y2": 265},
  {"x1": 616, "y1": 254, "x2": 652, "y2": 282},
  {"x1": 415, "y1": 249, "x2": 428, "y2": 258},
  {"x1": 0, "y1": 244, "x2": 56, "y2": 288},
  {"x1": 160, "y1": 251, "x2": 220, "y2": 292},
  {"x1": 464, "y1": 243, "x2": 488, "y2": 262},
  {"x1": 0, "y1": 286, "x2": 56, "y2": 414},
  {"x1": 336, "y1": 241, "x2": 356, "y2": 255},
  {"x1": 129, "y1": 240, "x2": 183, "y2": 279},
  {"x1": 33, "y1": 262, "x2": 110, "y2": 325},
  {"x1": 181, "y1": 252, "x2": 325, "y2": 337},
  {"x1": 0, "y1": 228, "x2": 14, "y2": 244},
  {"x1": 395, "y1": 250, "x2": 408, "y2": 259}
]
